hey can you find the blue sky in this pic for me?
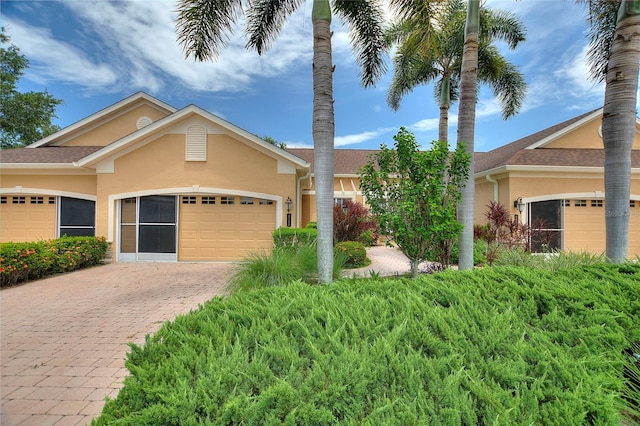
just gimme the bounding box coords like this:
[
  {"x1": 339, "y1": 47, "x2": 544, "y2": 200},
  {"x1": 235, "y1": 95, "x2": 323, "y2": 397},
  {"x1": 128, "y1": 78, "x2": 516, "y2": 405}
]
[{"x1": 2, "y1": 0, "x2": 629, "y2": 151}]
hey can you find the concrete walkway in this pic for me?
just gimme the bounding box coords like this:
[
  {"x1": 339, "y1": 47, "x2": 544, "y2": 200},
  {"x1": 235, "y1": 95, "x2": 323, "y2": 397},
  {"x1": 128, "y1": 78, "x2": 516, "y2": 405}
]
[{"x1": 1, "y1": 262, "x2": 232, "y2": 426}]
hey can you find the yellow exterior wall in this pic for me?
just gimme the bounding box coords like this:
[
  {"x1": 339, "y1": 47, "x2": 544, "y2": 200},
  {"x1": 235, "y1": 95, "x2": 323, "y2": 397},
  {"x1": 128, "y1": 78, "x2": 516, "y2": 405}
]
[
  {"x1": 95, "y1": 133, "x2": 297, "y2": 243},
  {"x1": 545, "y1": 118, "x2": 640, "y2": 149},
  {"x1": 300, "y1": 176, "x2": 364, "y2": 226},
  {"x1": 0, "y1": 174, "x2": 97, "y2": 196},
  {"x1": 64, "y1": 103, "x2": 171, "y2": 147}
]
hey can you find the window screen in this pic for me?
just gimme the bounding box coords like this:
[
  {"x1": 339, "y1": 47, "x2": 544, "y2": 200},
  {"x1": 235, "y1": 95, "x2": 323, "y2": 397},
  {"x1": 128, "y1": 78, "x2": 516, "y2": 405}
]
[{"x1": 139, "y1": 196, "x2": 176, "y2": 223}]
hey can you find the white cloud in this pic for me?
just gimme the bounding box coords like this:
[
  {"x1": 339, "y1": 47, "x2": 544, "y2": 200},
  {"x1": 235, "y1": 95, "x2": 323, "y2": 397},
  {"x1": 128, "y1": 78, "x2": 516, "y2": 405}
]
[
  {"x1": 3, "y1": 17, "x2": 118, "y2": 90},
  {"x1": 334, "y1": 128, "x2": 394, "y2": 147}
]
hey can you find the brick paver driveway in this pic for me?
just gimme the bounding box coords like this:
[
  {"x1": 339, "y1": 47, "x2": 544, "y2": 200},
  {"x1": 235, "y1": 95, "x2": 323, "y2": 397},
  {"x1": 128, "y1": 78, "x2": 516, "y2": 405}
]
[{"x1": 1, "y1": 262, "x2": 232, "y2": 426}]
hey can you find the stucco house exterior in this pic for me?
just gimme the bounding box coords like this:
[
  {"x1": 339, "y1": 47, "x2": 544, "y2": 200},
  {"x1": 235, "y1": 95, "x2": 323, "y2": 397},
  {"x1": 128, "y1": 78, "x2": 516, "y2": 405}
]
[{"x1": 1, "y1": 93, "x2": 639, "y2": 260}]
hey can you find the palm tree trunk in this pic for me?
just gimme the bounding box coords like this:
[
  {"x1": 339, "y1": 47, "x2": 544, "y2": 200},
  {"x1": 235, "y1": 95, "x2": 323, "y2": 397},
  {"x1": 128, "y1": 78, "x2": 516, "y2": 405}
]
[
  {"x1": 603, "y1": 1, "x2": 640, "y2": 262},
  {"x1": 438, "y1": 75, "x2": 451, "y2": 142},
  {"x1": 312, "y1": 0, "x2": 335, "y2": 283},
  {"x1": 456, "y1": 0, "x2": 479, "y2": 270}
]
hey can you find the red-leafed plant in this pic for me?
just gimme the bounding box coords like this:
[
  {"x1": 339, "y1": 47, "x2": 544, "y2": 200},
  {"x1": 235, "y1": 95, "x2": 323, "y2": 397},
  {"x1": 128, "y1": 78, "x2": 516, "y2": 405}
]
[{"x1": 333, "y1": 200, "x2": 379, "y2": 246}]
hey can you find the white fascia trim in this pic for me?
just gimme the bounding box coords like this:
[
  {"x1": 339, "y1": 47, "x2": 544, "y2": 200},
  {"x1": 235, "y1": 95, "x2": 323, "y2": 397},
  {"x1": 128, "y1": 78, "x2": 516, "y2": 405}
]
[
  {"x1": 525, "y1": 109, "x2": 603, "y2": 150},
  {"x1": 77, "y1": 105, "x2": 310, "y2": 170},
  {"x1": 0, "y1": 187, "x2": 96, "y2": 201},
  {"x1": 475, "y1": 165, "x2": 611, "y2": 178},
  {"x1": 28, "y1": 92, "x2": 177, "y2": 148},
  {"x1": 0, "y1": 163, "x2": 79, "y2": 169},
  {"x1": 521, "y1": 192, "x2": 640, "y2": 204},
  {"x1": 106, "y1": 187, "x2": 283, "y2": 242}
]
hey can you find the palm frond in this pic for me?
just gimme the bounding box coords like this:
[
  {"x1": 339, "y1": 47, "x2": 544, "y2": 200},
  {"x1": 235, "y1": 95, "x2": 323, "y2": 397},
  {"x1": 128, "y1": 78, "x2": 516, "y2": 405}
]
[
  {"x1": 245, "y1": 0, "x2": 304, "y2": 55},
  {"x1": 334, "y1": 0, "x2": 387, "y2": 87},
  {"x1": 479, "y1": 9, "x2": 526, "y2": 49},
  {"x1": 578, "y1": 0, "x2": 619, "y2": 82},
  {"x1": 176, "y1": 0, "x2": 244, "y2": 61},
  {"x1": 478, "y1": 47, "x2": 526, "y2": 119}
]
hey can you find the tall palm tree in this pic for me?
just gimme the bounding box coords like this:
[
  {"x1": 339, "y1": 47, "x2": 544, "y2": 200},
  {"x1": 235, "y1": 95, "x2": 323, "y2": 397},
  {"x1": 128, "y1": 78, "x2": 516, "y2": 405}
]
[
  {"x1": 582, "y1": 0, "x2": 639, "y2": 262},
  {"x1": 456, "y1": 0, "x2": 480, "y2": 270},
  {"x1": 175, "y1": 0, "x2": 386, "y2": 283},
  {"x1": 386, "y1": 0, "x2": 526, "y2": 142}
]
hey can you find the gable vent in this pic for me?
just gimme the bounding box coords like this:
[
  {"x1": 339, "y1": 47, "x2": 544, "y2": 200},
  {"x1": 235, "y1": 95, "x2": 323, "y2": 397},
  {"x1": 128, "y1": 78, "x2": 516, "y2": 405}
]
[
  {"x1": 136, "y1": 116, "x2": 153, "y2": 129},
  {"x1": 186, "y1": 125, "x2": 207, "y2": 161}
]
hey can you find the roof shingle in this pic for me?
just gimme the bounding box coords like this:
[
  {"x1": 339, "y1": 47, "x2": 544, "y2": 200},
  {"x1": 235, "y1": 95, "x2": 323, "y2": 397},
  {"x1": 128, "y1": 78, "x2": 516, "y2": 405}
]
[{"x1": 0, "y1": 146, "x2": 103, "y2": 164}]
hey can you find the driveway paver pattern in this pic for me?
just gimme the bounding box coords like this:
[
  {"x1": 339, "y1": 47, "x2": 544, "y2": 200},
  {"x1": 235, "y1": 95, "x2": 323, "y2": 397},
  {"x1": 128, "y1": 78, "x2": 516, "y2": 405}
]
[{"x1": 1, "y1": 262, "x2": 232, "y2": 426}]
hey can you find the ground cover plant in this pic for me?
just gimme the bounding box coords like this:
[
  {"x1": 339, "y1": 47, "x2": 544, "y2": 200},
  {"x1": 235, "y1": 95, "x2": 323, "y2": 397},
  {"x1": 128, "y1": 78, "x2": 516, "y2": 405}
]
[
  {"x1": 0, "y1": 236, "x2": 108, "y2": 287},
  {"x1": 94, "y1": 264, "x2": 639, "y2": 425}
]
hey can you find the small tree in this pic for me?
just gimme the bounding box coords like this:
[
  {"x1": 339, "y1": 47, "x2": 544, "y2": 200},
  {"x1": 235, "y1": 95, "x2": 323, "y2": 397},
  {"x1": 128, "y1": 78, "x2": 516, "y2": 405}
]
[
  {"x1": 333, "y1": 199, "x2": 378, "y2": 245},
  {"x1": 359, "y1": 127, "x2": 470, "y2": 276},
  {"x1": 1, "y1": 29, "x2": 62, "y2": 149}
]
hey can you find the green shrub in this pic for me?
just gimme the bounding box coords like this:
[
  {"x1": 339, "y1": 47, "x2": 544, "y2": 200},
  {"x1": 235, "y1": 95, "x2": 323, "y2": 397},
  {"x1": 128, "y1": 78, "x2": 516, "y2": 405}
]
[
  {"x1": 334, "y1": 241, "x2": 367, "y2": 268},
  {"x1": 449, "y1": 238, "x2": 487, "y2": 266},
  {"x1": 272, "y1": 227, "x2": 317, "y2": 248},
  {"x1": 358, "y1": 229, "x2": 377, "y2": 247},
  {"x1": 230, "y1": 246, "x2": 344, "y2": 292},
  {"x1": 305, "y1": 222, "x2": 317, "y2": 229},
  {"x1": 494, "y1": 248, "x2": 606, "y2": 272},
  {"x1": 1, "y1": 236, "x2": 108, "y2": 287},
  {"x1": 94, "y1": 265, "x2": 639, "y2": 425}
]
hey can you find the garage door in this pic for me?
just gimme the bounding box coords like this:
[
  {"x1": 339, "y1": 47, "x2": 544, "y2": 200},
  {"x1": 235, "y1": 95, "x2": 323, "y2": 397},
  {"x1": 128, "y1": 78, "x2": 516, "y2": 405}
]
[
  {"x1": 564, "y1": 199, "x2": 606, "y2": 254},
  {"x1": 0, "y1": 195, "x2": 57, "y2": 243},
  {"x1": 179, "y1": 195, "x2": 276, "y2": 261},
  {"x1": 628, "y1": 200, "x2": 640, "y2": 257}
]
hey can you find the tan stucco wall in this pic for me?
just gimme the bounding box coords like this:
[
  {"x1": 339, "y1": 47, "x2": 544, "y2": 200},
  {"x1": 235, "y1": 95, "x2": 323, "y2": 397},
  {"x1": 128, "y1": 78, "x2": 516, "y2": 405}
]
[
  {"x1": 545, "y1": 118, "x2": 640, "y2": 149},
  {"x1": 64, "y1": 103, "x2": 171, "y2": 147},
  {"x1": 95, "y1": 133, "x2": 297, "y2": 240},
  {"x1": 0, "y1": 174, "x2": 97, "y2": 197}
]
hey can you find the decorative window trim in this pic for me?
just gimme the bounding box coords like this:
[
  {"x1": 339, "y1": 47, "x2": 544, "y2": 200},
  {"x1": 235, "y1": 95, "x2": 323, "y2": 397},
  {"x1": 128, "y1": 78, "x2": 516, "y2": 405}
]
[
  {"x1": 240, "y1": 197, "x2": 254, "y2": 205},
  {"x1": 591, "y1": 200, "x2": 603, "y2": 207},
  {"x1": 185, "y1": 125, "x2": 207, "y2": 161},
  {"x1": 630, "y1": 200, "x2": 636, "y2": 208},
  {"x1": 12, "y1": 196, "x2": 25, "y2": 204},
  {"x1": 259, "y1": 199, "x2": 274, "y2": 205},
  {"x1": 48, "y1": 197, "x2": 56, "y2": 204},
  {"x1": 30, "y1": 196, "x2": 44, "y2": 204},
  {"x1": 1, "y1": 196, "x2": 7, "y2": 204},
  {"x1": 182, "y1": 196, "x2": 196, "y2": 204},
  {"x1": 202, "y1": 196, "x2": 216, "y2": 205},
  {"x1": 574, "y1": 199, "x2": 587, "y2": 207}
]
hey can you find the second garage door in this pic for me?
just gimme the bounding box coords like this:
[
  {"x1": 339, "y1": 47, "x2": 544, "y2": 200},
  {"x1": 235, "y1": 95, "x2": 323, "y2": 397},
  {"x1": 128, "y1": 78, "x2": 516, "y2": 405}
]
[{"x1": 179, "y1": 195, "x2": 276, "y2": 261}]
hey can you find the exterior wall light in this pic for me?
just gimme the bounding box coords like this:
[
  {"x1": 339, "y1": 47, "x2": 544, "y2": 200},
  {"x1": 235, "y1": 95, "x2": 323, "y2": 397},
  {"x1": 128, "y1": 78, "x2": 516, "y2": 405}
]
[
  {"x1": 285, "y1": 197, "x2": 292, "y2": 227},
  {"x1": 514, "y1": 197, "x2": 525, "y2": 213}
]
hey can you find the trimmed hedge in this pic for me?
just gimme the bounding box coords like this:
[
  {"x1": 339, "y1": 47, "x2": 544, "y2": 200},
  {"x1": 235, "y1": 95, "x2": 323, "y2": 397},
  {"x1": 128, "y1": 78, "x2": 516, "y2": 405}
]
[
  {"x1": 272, "y1": 227, "x2": 318, "y2": 248},
  {"x1": 94, "y1": 264, "x2": 639, "y2": 425},
  {"x1": 1, "y1": 236, "x2": 108, "y2": 287}
]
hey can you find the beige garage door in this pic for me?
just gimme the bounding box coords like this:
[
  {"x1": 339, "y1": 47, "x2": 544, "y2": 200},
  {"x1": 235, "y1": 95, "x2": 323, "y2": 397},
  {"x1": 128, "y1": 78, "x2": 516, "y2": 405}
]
[
  {"x1": 564, "y1": 200, "x2": 606, "y2": 254},
  {"x1": 629, "y1": 201, "x2": 640, "y2": 258},
  {"x1": 179, "y1": 195, "x2": 276, "y2": 261},
  {"x1": 0, "y1": 195, "x2": 57, "y2": 243}
]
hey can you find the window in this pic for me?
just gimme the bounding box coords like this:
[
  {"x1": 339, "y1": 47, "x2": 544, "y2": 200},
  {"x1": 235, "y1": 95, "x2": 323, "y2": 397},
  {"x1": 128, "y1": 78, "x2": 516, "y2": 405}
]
[
  {"x1": 202, "y1": 196, "x2": 216, "y2": 205},
  {"x1": 529, "y1": 200, "x2": 563, "y2": 253},
  {"x1": 221, "y1": 196, "x2": 235, "y2": 205},
  {"x1": 240, "y1": 197, "x2": 254, "y2": 205},
  {"x1": 30, "y1": 196, "x2": 44, "y2": 204},
  {"x1": 562, "y1": 199, "x2": 571, "y2": 207},
  {"x1": 591, "y1": 200, "x2": 603, "y2": 207},
  {"x1": 334, "y1": 198, "x2": 351, "y2": 207},
  {"x1": 574, "y1": 199, "x2": 587, "y2": 207},
  {"x1": 259, "y1": 199, "x2": 274, "y2": 205},
  {"x1": 59, "y1": 197, "x2": 95, "y2": 237},
  {"x1": 1, "y1": 196, "x2": 6, "y2": 204},
  {"x1": 182, "y1": 196, "x2": 196, "y2": 204},
  {"x1": 48, "y1": 197, "x2": 56, "y2": 204},
  {"x1": 12, "y1": 196, "x2": 25, "y2": 204},
  {"x1": 631, "y1": 200, "x2": 637, "y2": 208}
]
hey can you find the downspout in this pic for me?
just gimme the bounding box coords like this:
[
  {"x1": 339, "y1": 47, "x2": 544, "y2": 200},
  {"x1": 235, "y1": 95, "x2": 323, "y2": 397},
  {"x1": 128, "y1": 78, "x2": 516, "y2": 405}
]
[
  {"x1": 486, "y1": 175, "x2": 498, "y2": 201},
  {"x1": 296, "y1": 167, "x2": 312, "y2": 228}
]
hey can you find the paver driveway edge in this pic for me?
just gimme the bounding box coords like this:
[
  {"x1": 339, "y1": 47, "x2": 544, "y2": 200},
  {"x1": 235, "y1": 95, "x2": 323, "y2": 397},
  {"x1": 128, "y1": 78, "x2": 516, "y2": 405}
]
[{"x1": 1, "y1": 262, "x2": 232, "y2": 426}]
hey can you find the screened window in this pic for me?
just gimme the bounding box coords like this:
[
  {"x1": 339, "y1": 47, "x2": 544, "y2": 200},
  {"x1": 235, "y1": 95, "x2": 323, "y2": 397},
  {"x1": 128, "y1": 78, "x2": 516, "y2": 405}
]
[
  {"x1": 139, "y1": 196, "x2": 176, "y2": 223},
  {"x1": 59, "y1": 197, "x2": 95, "y2": 237},
  {"x1": 529, "y1": 200, "x2": 562, "y2": 253}
]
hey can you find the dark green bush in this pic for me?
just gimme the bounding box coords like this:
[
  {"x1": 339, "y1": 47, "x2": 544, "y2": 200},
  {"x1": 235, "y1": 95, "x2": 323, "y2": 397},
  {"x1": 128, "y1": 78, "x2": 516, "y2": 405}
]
[
  {"x1": 1, "y1": 236, "x2": 108, "y2": 287},
  {"x1": 272, "y1": 227, "x2": 317, "y2": 248},
  {"x1": 358, "y1": 229, "x2": 377, "y2": 247},
  {"x1": 94, "y1": 264, "x2": 639, "y2": 425},
  {"x1": 305, "y1": 222, "x2": 317, "y2": 229},
  {"x1": 334, "y1": 241, "x2": 367, "y2": 268},
  {"x1": 449, "y1": 238, "x2": 487, "y2": 266}
]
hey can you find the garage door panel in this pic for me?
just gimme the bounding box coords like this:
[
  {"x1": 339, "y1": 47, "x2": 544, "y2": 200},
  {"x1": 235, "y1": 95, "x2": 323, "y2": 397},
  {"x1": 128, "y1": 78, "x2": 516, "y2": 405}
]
[
  {"x1": 0, "y1": 198, "x2": 56, "y2": 243},
  {"x1": 565, "y1": 204, "x2": 606, "y2": 253},
  {"x1": 179, "y1": 197, "x2": 276, "y2": 261}
]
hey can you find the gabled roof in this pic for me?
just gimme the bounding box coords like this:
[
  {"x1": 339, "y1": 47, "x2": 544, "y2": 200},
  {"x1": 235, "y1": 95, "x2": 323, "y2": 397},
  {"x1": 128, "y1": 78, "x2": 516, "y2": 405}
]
[
  {"x1": 28, "y1": 92, "x2": 177, "y2": 148},
  {"x1": 474, "y1": 108, "x2": 605, "y2": 174},
  {"x1": 2, "y1": 103, "x2": 309, "y2": 170}
]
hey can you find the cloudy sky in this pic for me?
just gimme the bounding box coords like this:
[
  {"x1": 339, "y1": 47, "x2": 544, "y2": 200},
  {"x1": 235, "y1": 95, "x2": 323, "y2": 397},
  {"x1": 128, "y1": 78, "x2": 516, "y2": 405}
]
[{"x1": 1, "y1": 0, "x2": 628, "y2": 151}]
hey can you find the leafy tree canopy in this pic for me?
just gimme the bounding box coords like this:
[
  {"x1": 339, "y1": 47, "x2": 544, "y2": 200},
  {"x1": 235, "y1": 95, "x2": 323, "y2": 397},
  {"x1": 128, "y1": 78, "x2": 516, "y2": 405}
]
[
  {"x1": 359, "y1": 127, "x2": 470, "y2": 275},
  {"x1": 1, "y1": 28, "x2": 62, "y2": 149},
  {"x1": 261, "y1": 135, "x2": 287, "y2": 149}
]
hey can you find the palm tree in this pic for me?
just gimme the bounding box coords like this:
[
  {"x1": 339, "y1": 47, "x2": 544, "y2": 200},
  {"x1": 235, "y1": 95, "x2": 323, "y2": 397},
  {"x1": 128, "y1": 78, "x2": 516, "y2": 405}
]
[
  {"x1": 582, "y1": 0, "x2": 639, "y2": 262},
  {"x1": 456, "y1": 0, "x2": 480, "y2": 270},
  {"x1": 175, "y1": 0, "x2": 386, "y2": 283},
  {"x1": 386, "y1": 0, "x2": 526, "y2": 143}
]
